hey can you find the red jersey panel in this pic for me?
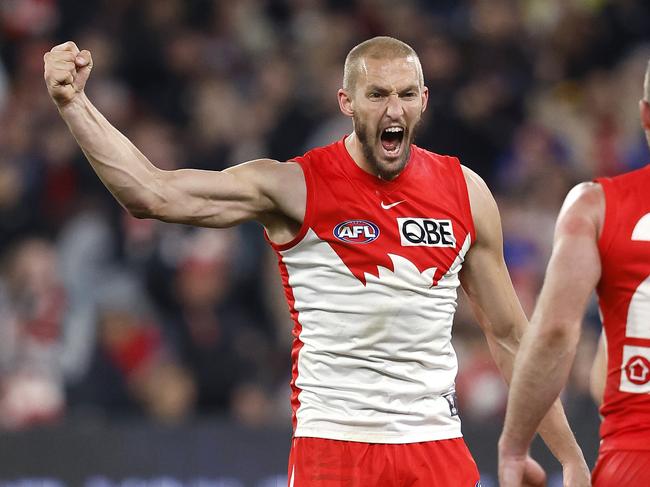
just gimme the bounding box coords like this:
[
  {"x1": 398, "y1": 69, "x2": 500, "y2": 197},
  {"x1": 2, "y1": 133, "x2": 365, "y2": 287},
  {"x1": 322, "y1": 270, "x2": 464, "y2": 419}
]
[
  {"x1": 596, "y1": 164, "x2": 650, "y2": 451},
  {"x1": 268, "y1": 138, "x2": 475, "y2": 443}
]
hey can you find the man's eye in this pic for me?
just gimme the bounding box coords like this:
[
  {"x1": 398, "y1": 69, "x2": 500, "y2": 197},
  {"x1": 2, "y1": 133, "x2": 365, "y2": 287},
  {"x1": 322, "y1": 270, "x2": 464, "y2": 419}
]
[
  {"x1": 368, "y1": 92, "x2": 382, "y2": 98},
  {"x1": 402, "y1": 92, "x2": 417, "y2": 98}
]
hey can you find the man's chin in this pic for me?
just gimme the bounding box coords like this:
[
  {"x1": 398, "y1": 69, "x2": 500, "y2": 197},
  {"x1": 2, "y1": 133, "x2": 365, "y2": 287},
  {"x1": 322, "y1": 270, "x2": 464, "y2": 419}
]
[
  {"x1": 374, "y1": 147, "x2": 411, "y2": 179},
  {"x1": 374, "y1": 156, "x2": 408, "y2": 180}
]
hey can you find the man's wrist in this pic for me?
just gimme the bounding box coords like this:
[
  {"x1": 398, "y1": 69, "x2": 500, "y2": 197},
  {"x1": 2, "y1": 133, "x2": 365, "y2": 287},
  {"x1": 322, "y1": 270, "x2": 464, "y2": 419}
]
[
  {"x1": 558, "y1": 445, "x2": 587, "y2": 467},
  {"x1": 498, "y1": 434, "x2": 529, "y2": 458},
  {"x1": 57, "y1": 92, "x2": 88, "y2": 115}
]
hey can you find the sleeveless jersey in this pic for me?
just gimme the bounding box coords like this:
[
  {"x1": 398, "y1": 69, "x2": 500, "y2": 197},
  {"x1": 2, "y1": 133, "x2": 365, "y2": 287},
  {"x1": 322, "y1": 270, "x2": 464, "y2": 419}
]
[
  {"x1": 595, "y1": 164, "x2": 650, "y2": 451},
  {"x1": 267, "y1": 138, "x2": 475, "y2": 443}
]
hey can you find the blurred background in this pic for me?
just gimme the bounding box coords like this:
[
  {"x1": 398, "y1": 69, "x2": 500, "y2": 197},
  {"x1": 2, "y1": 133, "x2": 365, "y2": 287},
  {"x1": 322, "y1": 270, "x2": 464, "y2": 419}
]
[{"x1": 1, "y1": 0, "x2": 649, "y2": 485}]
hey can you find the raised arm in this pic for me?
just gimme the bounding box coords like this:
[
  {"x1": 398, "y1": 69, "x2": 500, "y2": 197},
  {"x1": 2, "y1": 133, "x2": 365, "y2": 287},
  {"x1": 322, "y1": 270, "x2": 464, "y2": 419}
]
[
  {"x1": 497, "y1": 182, "x2": 604, "y2": 487},
  {"x1": 43, "y1": 41, "x2": 304, "y2": 239},
  {"x1": 459, "y1": 168, "x2": 590, "y2": 487}
]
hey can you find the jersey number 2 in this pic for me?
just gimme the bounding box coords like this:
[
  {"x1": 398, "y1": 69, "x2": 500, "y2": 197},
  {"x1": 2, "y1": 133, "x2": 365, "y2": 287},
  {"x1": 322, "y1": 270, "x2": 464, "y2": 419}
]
[{"x1": 620, "y1": 216, "x2": 650, "y2": 393}]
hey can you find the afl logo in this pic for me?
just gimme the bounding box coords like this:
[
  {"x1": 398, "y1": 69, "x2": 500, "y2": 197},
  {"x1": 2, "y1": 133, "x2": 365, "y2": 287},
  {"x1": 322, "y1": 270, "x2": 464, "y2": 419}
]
[{"x1": 333, "y1": 220, "x2": 380, "y2": 244}]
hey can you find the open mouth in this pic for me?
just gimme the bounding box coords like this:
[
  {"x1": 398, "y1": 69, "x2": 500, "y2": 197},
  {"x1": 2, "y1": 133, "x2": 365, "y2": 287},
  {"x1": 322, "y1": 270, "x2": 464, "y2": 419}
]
[{"x1": 380, "y1": 126, "x2": 405, "y2": 157}]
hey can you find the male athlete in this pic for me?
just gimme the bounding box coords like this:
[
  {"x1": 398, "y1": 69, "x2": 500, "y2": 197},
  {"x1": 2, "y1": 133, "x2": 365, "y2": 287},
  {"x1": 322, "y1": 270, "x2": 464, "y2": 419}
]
[
  {"x1": 44, "y1": 36, "x2": 589, "y2": 486},
  {"x1": 499, "y1": 61, "x2": 650, "y2": 486}
]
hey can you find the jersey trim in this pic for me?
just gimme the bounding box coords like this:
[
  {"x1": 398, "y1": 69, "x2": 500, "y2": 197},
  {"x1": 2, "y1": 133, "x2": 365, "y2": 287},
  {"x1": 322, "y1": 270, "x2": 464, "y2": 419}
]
[
  {"x1": 294, "y1": 425, "x2": 463, "y2": 444},
  {"x1": 274, "y1": 252, "x2": 305, "y2": 431},
  {"x1": 264, "y1": 159, "x2": 314, "y2": 251},
  {"x1": 453, "y1": 159, "x2": 477, "y2": 245},
  {"x1": 595, "y1": 177, "x2": 617, "y2": 262}
]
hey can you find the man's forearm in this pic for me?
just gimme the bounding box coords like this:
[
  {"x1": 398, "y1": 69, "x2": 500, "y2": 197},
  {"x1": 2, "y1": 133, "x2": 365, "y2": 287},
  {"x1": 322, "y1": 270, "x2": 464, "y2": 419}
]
[
  {"x1": 500, "y1": 327, "x2": 582, "y2": 463},
  {"x1": 58, "y1": 93, "x2": 162, "y2": 215}
]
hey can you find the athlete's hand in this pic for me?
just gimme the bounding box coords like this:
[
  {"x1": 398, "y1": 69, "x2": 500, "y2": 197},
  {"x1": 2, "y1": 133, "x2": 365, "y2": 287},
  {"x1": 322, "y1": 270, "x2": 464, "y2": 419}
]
[
  {"x1": 500, "y1": 453, "x2": 547, "y2": 487},
  {"x1": 44, "y1": 41, "x2": 93, "y2": 107},
  {"x1": 522, "y1": 456, "x2": 546, "y2": 487}
]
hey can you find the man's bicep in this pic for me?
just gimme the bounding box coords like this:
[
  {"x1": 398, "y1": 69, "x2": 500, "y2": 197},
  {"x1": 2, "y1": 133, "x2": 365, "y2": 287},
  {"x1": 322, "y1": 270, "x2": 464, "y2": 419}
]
[
  {"x1": 461, "y1": 236, "x2": 526, "y2": 339},
  {"x1": 460, "y1": 168, "x2": 526, "y2": 337},
  {"x1": 539, "y1": 182, "x2": 603, "y2": 313},
  {"x1": 155, "y1": 159, "x2": 300, "y2": 228},
  {"x1": 533, "y1": 208, "x2": 602, "y2": 330},
  {"x1": 152, "y1": 165, "x2": 266, "y2": 227}
]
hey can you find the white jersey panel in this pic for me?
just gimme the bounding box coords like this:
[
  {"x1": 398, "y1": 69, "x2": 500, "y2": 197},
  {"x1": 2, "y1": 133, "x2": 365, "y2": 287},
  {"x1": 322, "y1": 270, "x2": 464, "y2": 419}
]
[{"x1": 281, "y1": 229, "x2": 471, "y2": 443}]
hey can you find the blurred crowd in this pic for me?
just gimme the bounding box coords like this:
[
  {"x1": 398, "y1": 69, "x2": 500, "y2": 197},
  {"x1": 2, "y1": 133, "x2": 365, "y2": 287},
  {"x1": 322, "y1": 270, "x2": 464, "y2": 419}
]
[{"x1": 1, "y1": 0, "x2": 649, "y2": 431}]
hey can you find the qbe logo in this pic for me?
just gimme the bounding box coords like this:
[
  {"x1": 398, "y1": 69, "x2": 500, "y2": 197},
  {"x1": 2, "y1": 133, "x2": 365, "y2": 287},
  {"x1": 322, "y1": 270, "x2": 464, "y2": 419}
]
[
  {"x1": 333, "y1": 220, "x2": 380, "y2": 244},
  {"x1": 397, "y1": 218, "x2": 456, "y2": 247}
]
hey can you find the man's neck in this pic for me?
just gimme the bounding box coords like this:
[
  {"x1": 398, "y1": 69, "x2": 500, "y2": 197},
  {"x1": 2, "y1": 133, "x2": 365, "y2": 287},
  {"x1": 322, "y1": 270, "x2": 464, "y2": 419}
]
[{"x1": 345, "y1": 132, "x2": 376, "y2": 177}]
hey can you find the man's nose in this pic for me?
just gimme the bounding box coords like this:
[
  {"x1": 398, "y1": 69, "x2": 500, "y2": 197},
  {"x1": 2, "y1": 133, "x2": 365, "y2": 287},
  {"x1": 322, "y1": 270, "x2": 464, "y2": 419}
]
[{"x1": 385, "y1": 93, "x2": 404, "y2": 119}]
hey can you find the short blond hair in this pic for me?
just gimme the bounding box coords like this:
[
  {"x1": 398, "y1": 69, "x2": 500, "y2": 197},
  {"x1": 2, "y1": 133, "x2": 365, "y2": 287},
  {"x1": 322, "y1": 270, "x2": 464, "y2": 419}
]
[{"x1": 343, "y1": 36, "x2": 424, "y2": 91}]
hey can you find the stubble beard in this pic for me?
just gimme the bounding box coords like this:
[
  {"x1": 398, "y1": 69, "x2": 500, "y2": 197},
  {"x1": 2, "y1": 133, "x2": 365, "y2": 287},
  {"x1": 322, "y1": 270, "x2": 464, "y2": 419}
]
[{"x1": 353, "y1": 114, "x2": 417, "y2": 181}]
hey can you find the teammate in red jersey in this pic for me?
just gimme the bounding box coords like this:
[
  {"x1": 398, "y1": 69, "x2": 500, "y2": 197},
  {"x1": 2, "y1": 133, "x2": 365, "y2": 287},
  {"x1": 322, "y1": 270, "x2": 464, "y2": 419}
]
[
  {"x1": 44, "y1": 36, "x2": 589, "y2": 486},
  {"x1": 499, "y1": 61, "x2": 650, "y2": 487}
]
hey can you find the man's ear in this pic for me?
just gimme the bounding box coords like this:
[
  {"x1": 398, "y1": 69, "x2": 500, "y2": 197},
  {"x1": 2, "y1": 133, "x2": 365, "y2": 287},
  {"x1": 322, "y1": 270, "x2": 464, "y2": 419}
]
[
  {"x1": 421, "y1": 86, "x2": 429, "y2": 114},
  {"x1": 640, "y1": 99, "x2": 650, "y2": 131},
  {"x1": 338, "y1": 89, "x2": 354, "y2": 117}
]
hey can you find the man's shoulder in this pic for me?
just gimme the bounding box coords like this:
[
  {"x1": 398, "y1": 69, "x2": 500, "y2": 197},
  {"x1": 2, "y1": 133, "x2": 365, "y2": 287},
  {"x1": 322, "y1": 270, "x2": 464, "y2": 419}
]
[
  {"x1": 411, "y1": 144, "x2": 459, "y2": 164},
  {"x1": 564, "y1": 182, "x2": 605, "y2": 212},
  {"x1": 555, "y1": 182, "x2": 604, "y2": 240},
  {"x1": 411, "y1": 146, "x2": 467, "y2": 184},
  {"x1": 298, "y1": 138, "x2": 344, "y2": 162}
]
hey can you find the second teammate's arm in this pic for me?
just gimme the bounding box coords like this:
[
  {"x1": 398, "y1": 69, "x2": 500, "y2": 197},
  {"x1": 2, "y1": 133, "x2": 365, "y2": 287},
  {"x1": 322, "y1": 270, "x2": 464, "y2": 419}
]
[
  {"x1": 459, "y1": 168, "x2": 590, "y2": 487},
  {"x1": 498, "y1": 183, "x2": 604, "y2": 486}
]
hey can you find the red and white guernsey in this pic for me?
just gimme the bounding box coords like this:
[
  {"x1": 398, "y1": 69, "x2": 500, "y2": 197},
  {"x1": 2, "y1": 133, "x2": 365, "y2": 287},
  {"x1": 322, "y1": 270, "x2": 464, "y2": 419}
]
[
  {"x1": 596, "y1": 164, "x2": 650, "y2": 451},
  {"x1": 267, "y1": 138, "x2": 475, "y2": 444}
]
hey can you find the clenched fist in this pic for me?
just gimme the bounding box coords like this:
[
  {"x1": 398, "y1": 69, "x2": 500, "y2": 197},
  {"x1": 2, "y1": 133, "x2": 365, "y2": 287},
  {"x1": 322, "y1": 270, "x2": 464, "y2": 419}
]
[{"x1": 43, "y1": 41, "x2": 93, "y2": 107}]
